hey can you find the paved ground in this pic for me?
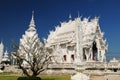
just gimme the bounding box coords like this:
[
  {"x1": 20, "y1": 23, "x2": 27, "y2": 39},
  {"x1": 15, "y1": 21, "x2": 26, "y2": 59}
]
[{"x1": 91, "y1": 75, "x2": 120, "y2": 80}]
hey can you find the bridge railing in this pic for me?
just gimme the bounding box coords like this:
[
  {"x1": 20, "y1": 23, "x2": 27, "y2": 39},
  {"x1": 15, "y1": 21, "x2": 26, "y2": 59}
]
[{"x1": 48, "y1": 62, "x2": 120, "y2": 69}]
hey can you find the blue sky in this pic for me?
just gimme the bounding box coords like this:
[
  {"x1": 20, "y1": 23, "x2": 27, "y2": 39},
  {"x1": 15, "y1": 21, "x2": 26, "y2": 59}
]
[{"x1": 0, "y1": 0, "x2": 120, "y2": 60}]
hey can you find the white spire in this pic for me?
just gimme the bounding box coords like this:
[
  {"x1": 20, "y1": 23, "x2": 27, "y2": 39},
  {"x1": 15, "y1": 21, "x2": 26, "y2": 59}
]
[
  {"x1": 77, "y1": 11, "x2": 80, "y2": 18},
  {"x1": 2, "y1": 49, "x2": 10, "y2": 62},
  {"x1": 69, "y1": 14, "x2": 72, "y2": 21},
  {"x1": 0, "y1": 42, "x2": 4, "y2": 63},
  {"x1": 4, "y1": 50, "x2": 8, "y2": 55},
  {"x1": 29, "y1": 11, "x2": 35, "y2": 28},
  {"x1": 28, "y1": 11, "x2": 36, "y2": 32},
  {"x1": 0, "y1": 41, "x2": 3, "y2": 46}
]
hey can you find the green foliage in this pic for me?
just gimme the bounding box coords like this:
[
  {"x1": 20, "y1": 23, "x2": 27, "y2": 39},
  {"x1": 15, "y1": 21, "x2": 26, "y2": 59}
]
[
  {"x1": 41, "y1": 75, "x2": 70, "y2": 80},
  {"x1": 17, "y1": 77, "x2": 41, "y2": 80},
  {"x1": 0, "y1": 76, "x2": 18, "y2": 80},
  {"x1": 0, "y1": 72, "x2": 15, "y2": 75},
  {"x1": 0, "y1": 75, "x2": 70, "y2": 80}
]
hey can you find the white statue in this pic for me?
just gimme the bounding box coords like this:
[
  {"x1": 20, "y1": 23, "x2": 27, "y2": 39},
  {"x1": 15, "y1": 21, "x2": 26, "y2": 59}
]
[{"x1": 71, "y1": 72, "x2": 90, "y2": 80}]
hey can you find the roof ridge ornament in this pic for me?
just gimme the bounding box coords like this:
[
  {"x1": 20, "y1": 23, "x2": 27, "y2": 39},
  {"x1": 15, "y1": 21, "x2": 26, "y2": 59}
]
[
  {"x1": 77, "y1": 11, "x2": 80, "y2": 18},
  {"x1": 29, "y1": 11, "x2": 35, "y2": 28},
  {"x1": 5, "y1": 50, "x2": 8, "y2": 54},
  {"x1": 32, "y1": 11, "x2": 34, "y2": 22},
  {"x1": 69, "y1": 14, "x2": 72, "y2": 21}
]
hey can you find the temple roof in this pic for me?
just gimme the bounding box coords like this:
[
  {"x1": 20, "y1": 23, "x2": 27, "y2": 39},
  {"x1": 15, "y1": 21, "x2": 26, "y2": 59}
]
[{"x1": 46, "y1": 17, "x2": 102, "y2": 47}]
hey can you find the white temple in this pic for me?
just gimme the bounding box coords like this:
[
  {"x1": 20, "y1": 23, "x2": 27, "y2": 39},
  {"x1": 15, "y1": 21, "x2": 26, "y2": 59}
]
[
  {"x1": 2, "y1": 50, "x2": 10, "y2": 62},
  {"x1": 45, "y1": 16, "x2": 108, "y2": 63},
  {"x1": 18, "y1": 11, "x2": 42, "y2": 65},
  {"x1": 0, "y1": 42, "x2": 4, "y2": 63},
  {"x1": 10, "y1": 13, "x2": 120, "y2": 75},
  {"x1": 0, "y1": 42, "x2": 10, "y2": 63}
]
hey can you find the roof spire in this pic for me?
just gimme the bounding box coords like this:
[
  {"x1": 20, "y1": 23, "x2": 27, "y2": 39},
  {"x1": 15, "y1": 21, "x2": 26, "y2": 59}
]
[
  {"x1": 29, "y1": 11, "x2": 35, "y2": 27},
  {"x1": 32, "y1": 11, "x2": 34, "y2": 21},
  {"x1": 69, "y1": 14, "x2": 72, "y2": 21},
  {"x1": 5, "y1": 49, "x2": 8, "y2": 55},
  {"x1": 77, "y1": 11, "x2": 80, "y2": 18},
  {"x1": 69, "y1": 14, "x2": 72, "y2": 19}
]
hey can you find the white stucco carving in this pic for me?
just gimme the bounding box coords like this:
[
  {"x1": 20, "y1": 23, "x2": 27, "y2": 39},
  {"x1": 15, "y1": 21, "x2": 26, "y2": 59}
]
[{"x1": 46, "y1": 16, "x2": 108, "y2": 63}]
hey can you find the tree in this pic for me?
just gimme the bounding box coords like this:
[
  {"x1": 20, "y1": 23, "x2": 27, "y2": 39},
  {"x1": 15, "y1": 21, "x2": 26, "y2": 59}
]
[
  {"x1": 12, "y1": 12, "x2": 51, "y2": 77},
  {"x1": 12, "y1": 42, "x2": 50, "y2": 77}
]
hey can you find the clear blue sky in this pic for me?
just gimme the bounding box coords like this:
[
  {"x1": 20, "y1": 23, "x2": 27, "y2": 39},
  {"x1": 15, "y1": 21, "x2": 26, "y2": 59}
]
[{"x1": 0, "y1": 0, "x2": 120, "y2": 60}]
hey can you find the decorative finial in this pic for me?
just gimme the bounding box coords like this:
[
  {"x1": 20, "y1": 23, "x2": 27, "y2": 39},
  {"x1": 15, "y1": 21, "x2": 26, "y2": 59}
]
[
  {"x1": 69, "y1": 14, "x2": 72, "y2": 19},
  {"x1": 77, "y1": 11, "x2": 80, "y2": 18},
  {"x1": 29, "y1": 11, "x2": 35, "y2": 28},
  {"x1": 32, "y1": 11, "x2": 34, "y2": 14},
  {"x1": 0, "y1": 40, "x2": 3, "y2": 46},
  {"x1": 94, "y1": 16, "x2": 99, "y2": 21},
  {"x1": 69, "y1": 14, "x2": 72, "y2": 21},
  {"x1": 5, "y1": 50, "x2": 8, "y2": 54},
  {"x1": 32, "y1": 11, "x2": 34, "y2": 20}
]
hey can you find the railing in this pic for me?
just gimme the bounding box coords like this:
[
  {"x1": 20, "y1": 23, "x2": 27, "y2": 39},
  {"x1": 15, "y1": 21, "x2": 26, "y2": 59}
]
[
  {"x1": 48, "y1": 63, "x2": 75, "y2": 69},
  {"x1": 48, "y1": 62, "x2": 120, "y2": 69}
]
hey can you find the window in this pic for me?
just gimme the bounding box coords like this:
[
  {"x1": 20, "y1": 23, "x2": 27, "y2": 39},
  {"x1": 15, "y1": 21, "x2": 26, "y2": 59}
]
[
  {"x1": 63, "y1": 55, "x2": 67, "y2": 61},
  {"x1": 71, "y1": 54, "x2": 74, "y2": 61}
]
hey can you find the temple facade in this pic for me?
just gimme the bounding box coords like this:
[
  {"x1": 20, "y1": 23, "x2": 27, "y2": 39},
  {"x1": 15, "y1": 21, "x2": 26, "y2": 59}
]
[
  {"x1": 45, "y1": 16, "x2": 108, "y2": 63},
  {"x1": 0, "y1": 42, "x2": 10, "y2": 64}
]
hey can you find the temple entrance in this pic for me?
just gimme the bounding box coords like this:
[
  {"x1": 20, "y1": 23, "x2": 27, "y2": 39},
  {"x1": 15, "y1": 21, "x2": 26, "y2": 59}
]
[{"x1": 92, "y1": 41, "x2": 98, "y2": 61}]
